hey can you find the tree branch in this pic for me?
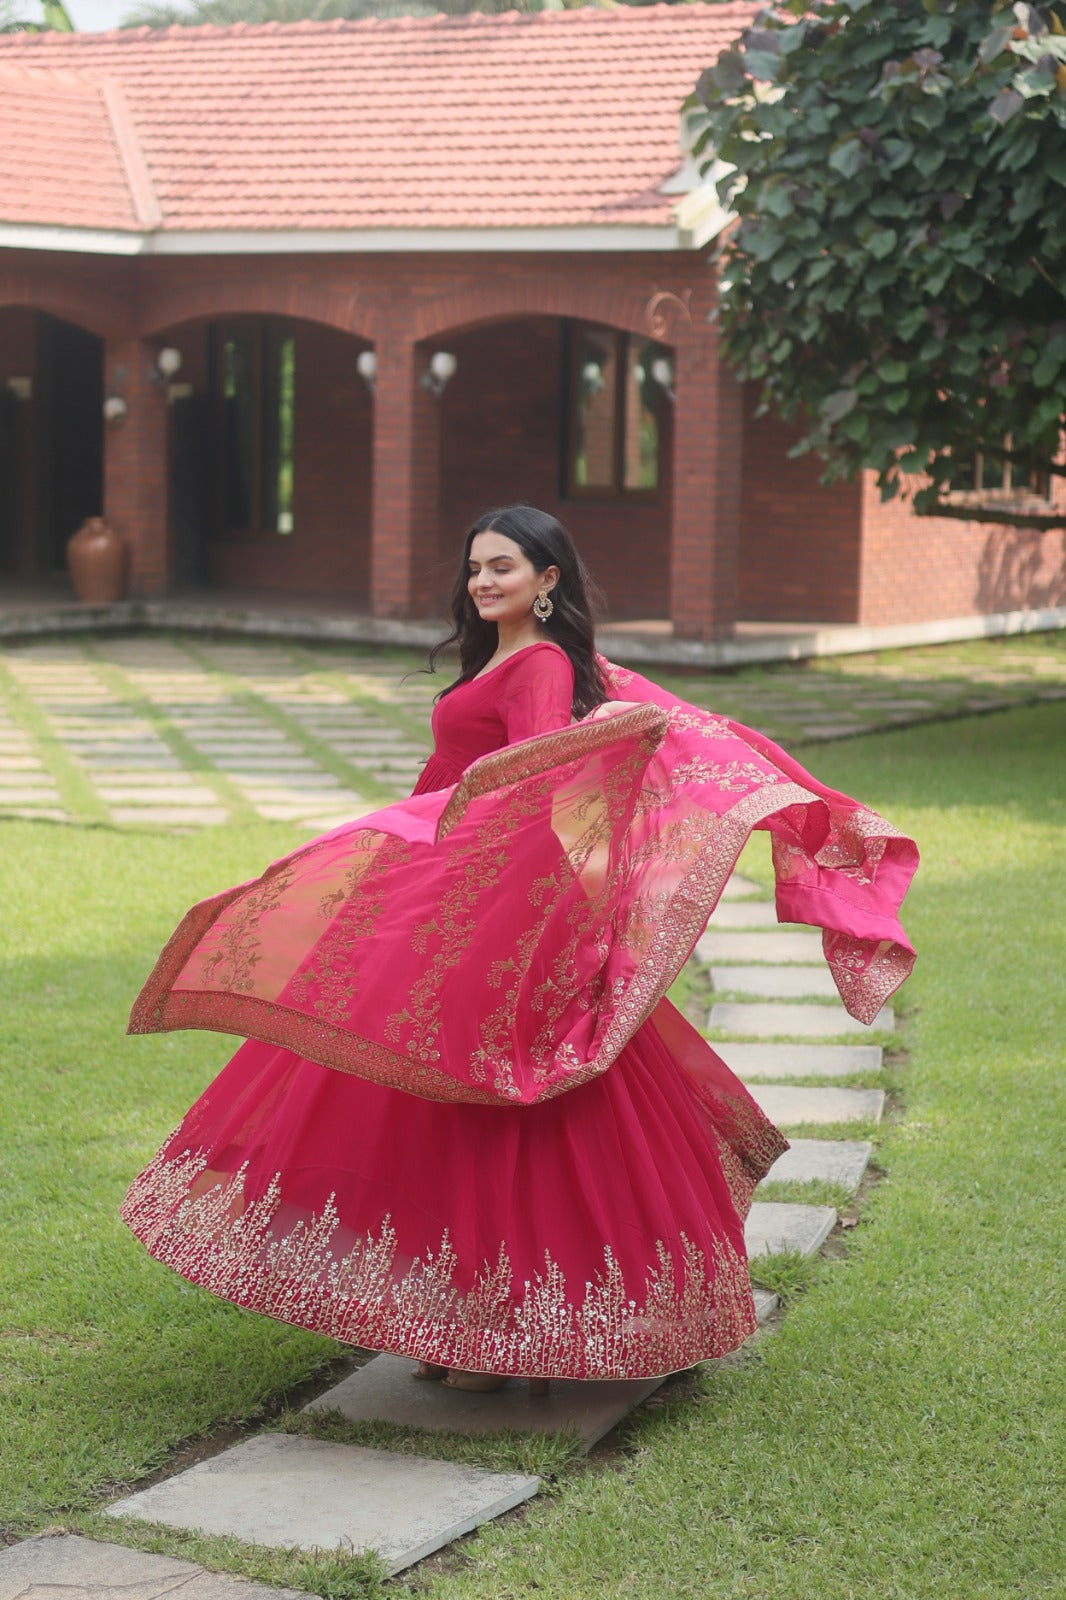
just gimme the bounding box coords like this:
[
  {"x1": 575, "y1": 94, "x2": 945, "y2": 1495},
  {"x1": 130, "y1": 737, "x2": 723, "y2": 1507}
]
[{"x1": 916, "y1": 499, "x2": 1066, "y2": 530}]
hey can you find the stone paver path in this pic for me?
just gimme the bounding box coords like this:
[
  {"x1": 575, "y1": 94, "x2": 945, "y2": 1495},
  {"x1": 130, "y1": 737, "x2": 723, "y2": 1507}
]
[{"x1": 1, "y1": 628, "x2": 1062, "y2": 829}]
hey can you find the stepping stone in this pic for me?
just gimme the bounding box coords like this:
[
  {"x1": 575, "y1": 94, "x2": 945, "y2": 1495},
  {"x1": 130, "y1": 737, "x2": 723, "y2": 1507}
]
[
  {"x1": 0, "y1": 807, "x2": 68, "y2": 821},
  {"x1": 239, "y1": 775, "x2": 348, "y2": 793},
  {"x1": 697, "y1": 929, "x2": 825, "y2": 964},
  {"x1": 715, "y1": 1041, "x2": 883, "y2": 1079},
  {"x1": 0, "y1": 1532, "x2": 314, "y2": 1599},
  {"x1": 0, "y1": 787, "x2": 60, "y2": 803},
  {"x1": 97, "y1": 785, "x2": 221, "y2": 804},
  {"x1": 708, "y1": 901, "x2": 783, "y2": 930},
  {"x1": 745, "y1": 1202, "x2": 836, "y2": 1259},
  {"x1": 307, "y1": 1358, "x2": 666, "y2": 1449},
  {"x1": 749, "y1": 1084, "x2": 885, "y2": 1125},
  {"x1": 710, "y1": 965, "x2": 840, "y2": 999},
  {"x1": 105, "y1": 1432, "x2": 539, "y2": 1578},
  {"x1": 90, "y1": 769, "x2": 196, "y2": 785},
  {"x1": 708, "y1": 1001, "x2": 894, "y2": 1037},
  {"x1": 719, "y1": 872, "x2": 762, "y2": 901},
  {"x1": 761, "y1": 1139, "x2": 872, "y2": 1191},
  {"x1": 109, "y1": 806, "x2": 230, "y2": 826}
]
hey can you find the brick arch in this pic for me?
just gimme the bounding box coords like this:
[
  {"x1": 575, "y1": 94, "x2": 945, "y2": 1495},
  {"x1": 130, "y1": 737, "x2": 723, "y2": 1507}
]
[
  {"x1": 411, "y1": 277, "x2": 704, "y2": 345},
  {"x1": 141, "y1": 276, "x2": 383, "y2": 342},
  {"x1": 0, "y1": 270, "x2": 129, "y2": 339}
]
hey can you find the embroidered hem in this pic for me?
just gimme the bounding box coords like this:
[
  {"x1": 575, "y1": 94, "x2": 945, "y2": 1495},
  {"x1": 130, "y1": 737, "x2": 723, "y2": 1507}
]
[{"x1": 121, "y1": 1149, "x2": 759, "y2": 1379}]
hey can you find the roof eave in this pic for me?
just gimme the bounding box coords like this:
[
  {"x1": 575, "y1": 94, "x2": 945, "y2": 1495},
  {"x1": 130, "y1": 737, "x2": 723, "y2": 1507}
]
[{"x1": 0, "y1": 221, "x2": 704, "y2": 257}]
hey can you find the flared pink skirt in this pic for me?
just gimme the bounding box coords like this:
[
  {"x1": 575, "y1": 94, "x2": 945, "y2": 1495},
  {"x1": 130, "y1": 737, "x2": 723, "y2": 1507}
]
[{"x1": 123, "y1": 1000, "x2": 785, "y2": 1379}]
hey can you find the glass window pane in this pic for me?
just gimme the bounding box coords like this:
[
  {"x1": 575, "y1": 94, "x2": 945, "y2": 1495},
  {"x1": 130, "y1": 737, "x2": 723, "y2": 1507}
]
[
  {"x1": 263, "y1": 329, "x2": 296, "y2": 535},
  {"x1": 221, "y1": 328, "x2": 255, "y2": 530},
  {"x1": 573, "y1": 327, "x2": 618, "y2": 490},
  {"x1": 624, "y1": 340, "x2": 662, "y2": 492}
]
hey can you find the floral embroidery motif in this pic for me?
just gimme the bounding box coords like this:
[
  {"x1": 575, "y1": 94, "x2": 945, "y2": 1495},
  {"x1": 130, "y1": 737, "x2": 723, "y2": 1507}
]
[{"x1": 121, "y1": 1148, "x2": 758, "y2": 1378}]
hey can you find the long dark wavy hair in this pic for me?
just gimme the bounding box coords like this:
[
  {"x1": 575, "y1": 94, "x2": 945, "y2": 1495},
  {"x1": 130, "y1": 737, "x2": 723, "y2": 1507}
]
[{"x1": 428, "y1": 505, "x2": 608, "y2": 718}]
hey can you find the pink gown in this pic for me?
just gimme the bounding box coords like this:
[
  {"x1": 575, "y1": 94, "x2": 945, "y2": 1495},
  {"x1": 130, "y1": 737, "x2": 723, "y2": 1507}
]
[{"x1": 122, "y1": 643, "x2": 917, "y2": 1379}]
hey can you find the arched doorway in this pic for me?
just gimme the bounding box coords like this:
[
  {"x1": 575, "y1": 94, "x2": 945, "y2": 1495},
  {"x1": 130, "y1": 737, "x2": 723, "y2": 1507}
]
[
  {"x1": 0, "y1": 308, "x2": 103, "y2": 581},
  {"x1": 153, "y1": 314, "x2": 375, "y2": 604},
  {"x1": 433, "y1": 315, "x2": 675, "y2": 620}
]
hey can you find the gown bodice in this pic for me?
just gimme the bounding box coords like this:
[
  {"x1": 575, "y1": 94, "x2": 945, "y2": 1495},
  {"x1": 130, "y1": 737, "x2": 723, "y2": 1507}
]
[{"x1": 413, "y1": 641, "x2": 574, "y2": 794}]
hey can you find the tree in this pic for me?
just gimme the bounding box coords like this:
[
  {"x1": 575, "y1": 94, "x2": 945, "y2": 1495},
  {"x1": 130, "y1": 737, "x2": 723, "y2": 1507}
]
[
  {"x1": 694, "y1": 0, "x2": 1066, "y2": 527},
  {"x1": 119, "y1": 0, "x2": 617, "y2": 29},
  {"x1": 1, "y1": 0, "x2": 74, "y2": 29}
]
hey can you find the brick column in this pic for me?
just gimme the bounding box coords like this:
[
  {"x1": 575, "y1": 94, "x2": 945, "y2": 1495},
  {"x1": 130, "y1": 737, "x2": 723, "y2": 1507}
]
[
  {"x1": 369, "y1": 336, "x2": 441, "y2": 618},
  {"x1": 103, "y1": 336, "x2": 170, "y2": 599},
  {"x1": 668, "y1": 327, "x2": 741, "y2": 641}
]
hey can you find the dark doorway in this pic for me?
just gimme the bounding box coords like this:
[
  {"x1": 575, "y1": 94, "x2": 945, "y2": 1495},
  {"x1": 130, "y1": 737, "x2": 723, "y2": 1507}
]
[
  {"x1": 35, "y1": 315, "x2": 103, "y2": 572},
  {"x1": 0, "y1": 386, "x2": 18, "y2": 574}
]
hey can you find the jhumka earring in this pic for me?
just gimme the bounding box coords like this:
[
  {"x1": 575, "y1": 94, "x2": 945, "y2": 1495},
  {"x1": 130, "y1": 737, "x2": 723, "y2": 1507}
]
[{"x1": 533, "y1": 590, "x2": 554, "y2": 622}]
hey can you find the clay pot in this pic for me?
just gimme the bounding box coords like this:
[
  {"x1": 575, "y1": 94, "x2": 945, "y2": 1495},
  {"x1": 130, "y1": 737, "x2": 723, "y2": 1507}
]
[{"x1": 67, "y1": 517, "x2": 127, "y2": 604}]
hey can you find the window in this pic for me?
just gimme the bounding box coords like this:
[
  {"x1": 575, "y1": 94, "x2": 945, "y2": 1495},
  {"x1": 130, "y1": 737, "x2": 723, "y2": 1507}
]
[
  {"x1": 210, "y1": 320, "x2": 296, "y2": 537},
  {"x1": 565, "y1": 322, "x2": 668, "y2": 499},
  {"x1": 947, "y1": 442, "x2": 1051, "y2": 504}
]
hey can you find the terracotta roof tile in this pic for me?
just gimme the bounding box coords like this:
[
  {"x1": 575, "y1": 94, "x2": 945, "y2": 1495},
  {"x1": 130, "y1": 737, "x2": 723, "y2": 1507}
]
[
  {"x1": 0, "y1": 5, "x2": 756, "y2": 235},
  {"x1": 0, "y1": 63, "x2": 155, "y2": 231}
]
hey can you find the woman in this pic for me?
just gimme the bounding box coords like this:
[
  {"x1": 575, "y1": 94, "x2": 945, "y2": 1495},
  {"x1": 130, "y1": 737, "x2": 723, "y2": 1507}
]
[{"x1": 124, "y1": 506, "x2": 917, "y2": 1390}]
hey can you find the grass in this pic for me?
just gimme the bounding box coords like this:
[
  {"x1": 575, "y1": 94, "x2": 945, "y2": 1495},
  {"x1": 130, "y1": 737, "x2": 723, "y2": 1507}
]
[
  {"x1": 753, "y1": 1179, "x2": 857, "y2": 1212},
  {"x1": 280, "y1": 1408, "x2": 585, "y2": 1482},
  {"x1": 3, "y1": 696, "x2": 1065, "y2": 1598},
  {"x1": 745, "y1": 1249, "x2": 816, "y2": 1304},
  {"x1": 403, "y1": 700, "x2": 1066, "y2": 1600}
]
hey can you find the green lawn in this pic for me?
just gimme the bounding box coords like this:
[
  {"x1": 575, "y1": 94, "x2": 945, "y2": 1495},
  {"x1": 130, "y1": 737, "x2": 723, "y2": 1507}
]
[{"x1": 2, "y1": 702, "x2": 1064, "y2": 1599}]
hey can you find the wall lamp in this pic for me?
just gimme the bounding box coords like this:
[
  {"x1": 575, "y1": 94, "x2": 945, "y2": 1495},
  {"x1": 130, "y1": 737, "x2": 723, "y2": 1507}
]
[
  {"x1": 650, "y1": 356, "x2": 676, "y2": 403},
  {"x1": 581, "y1": 359, "x2": 604, "y2": 395},
  {"x1": 356, "y1": 349, "x2": 377, "y2": 393},
  {"x1": 102, "y1": 394, "x2": 128, "y2": 425},
  {"x1": 157, "y1": 346, "x2": 183, "y2": 380},
  {"x1": 421, "y1": 350, "x2": 458, "y2": 397}
]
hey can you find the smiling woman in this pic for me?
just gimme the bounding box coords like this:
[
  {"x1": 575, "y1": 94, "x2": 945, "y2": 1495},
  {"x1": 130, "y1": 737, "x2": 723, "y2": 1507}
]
[{"x1": 121, "y1": 504, "x2": 917, "y2": 1396}]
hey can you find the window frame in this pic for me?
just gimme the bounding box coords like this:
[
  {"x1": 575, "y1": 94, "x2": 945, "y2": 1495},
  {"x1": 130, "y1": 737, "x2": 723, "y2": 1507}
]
[
  {"x1": 562, "y1": 320, "x2": 666, "y2": 503},
  {"x1": 209, "y1": 317, "x2": 296, "y2": 541}
]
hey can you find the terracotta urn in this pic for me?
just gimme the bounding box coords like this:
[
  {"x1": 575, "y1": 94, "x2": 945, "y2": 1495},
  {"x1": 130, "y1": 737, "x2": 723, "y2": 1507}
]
[{"x1": 66, "y1": 517, "x2": 127, "y2": 604}]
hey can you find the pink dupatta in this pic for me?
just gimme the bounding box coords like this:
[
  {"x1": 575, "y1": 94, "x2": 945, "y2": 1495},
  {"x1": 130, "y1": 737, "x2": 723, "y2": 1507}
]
[{"x1": 129, "y1": 660, "x2": 917, "y2": 1106}]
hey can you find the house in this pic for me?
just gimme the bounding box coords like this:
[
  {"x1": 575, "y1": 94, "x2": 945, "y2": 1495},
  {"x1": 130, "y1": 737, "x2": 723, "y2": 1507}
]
[{"x1": 1, "y1": 4, "x2": 1063, "y2": 645}]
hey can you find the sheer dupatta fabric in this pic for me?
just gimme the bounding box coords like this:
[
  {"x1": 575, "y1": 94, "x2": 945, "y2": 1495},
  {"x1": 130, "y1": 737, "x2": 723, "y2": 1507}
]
[{"x1": 129, "y1": 664, "x2": 917, "y2": 1108}]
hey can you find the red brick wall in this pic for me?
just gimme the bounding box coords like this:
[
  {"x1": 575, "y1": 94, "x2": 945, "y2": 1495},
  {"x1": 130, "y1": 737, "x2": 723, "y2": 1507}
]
[
  {"x1": 738, "y1": 390, "x2": 862, "y2": 623},
  {"x1": 436, "y1": 316, "x2": 672, "y2": 620},
  {"x1": 859, "y1": 474, "x2": 1066, "y2": 623},
  {"x1": 0, "y1": 249, "x2": 721, "y2": 625}
]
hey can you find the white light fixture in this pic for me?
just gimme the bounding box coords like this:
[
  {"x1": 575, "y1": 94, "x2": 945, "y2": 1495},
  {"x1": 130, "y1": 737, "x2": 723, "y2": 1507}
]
[
  {"x1": 421, "y1": 350, "x2": 458, "y2": 397},
  {"x1": 356, "y1": 349, "x2": 377, "y2": 392},
  {"x1": 581, "y1": 359, "x2": 604, "y2": 394},
  {"x1": 651, "y1": 356, "x2": 676, "y2": 403},
  {"x1": 156, "y1": 346, "x2": 183, "y2": 380},
  {"x1": 6, "y1": 376, "x2": 31, "y2": 401},
  {"x1": 103, "y1": 395, "x2": 128, "y2": 424}
]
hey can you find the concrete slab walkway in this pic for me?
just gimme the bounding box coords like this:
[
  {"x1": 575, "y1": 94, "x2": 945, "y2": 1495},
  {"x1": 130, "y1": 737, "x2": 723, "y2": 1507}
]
[{"x1": 0, "y1": 1534, "x2": 319, "y2": 1598}]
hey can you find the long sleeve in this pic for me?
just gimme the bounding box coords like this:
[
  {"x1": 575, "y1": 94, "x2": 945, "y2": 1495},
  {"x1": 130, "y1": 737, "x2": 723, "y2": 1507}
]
[{"x1": 497, "y1": 645, "x2": 574, "y2": 744}]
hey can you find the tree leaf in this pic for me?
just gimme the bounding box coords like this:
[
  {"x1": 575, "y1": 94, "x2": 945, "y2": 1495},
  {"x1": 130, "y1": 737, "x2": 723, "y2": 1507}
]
[
  {"x1": 867, "y1": 227, "x2": 898, "y2": 259},
  {"x1": 989, "y1": 86, "x2": 1025, "y2": 123},
  {"x1": 828, "y1": 137, "x2": 868, "y2": 177},
  {"x1": 821, "y1": 388, "x2": 859, "y2": 423}
]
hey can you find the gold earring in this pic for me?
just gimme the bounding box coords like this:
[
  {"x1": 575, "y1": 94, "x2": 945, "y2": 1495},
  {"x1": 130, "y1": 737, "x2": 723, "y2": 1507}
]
[{"x1": 533, "y1": 590, "x2": 554, "y2": 622}]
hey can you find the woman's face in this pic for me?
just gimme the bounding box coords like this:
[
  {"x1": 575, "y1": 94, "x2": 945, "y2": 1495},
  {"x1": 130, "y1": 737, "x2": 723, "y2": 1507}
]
[{"x1": 467, "y1": 530, "x2": 557, "y2": 626}]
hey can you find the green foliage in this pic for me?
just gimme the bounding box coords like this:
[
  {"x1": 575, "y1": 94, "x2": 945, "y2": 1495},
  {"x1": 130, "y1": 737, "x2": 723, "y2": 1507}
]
[
  {"x1": 0, "y1": 0, "x2": 74, "y2": 30},
  {"x1": 696, "y1": 1, "x2": 1066, "y2": 523},
  {"x1": 119, "y1": 0, "x2": 615, "y2": 28}
]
